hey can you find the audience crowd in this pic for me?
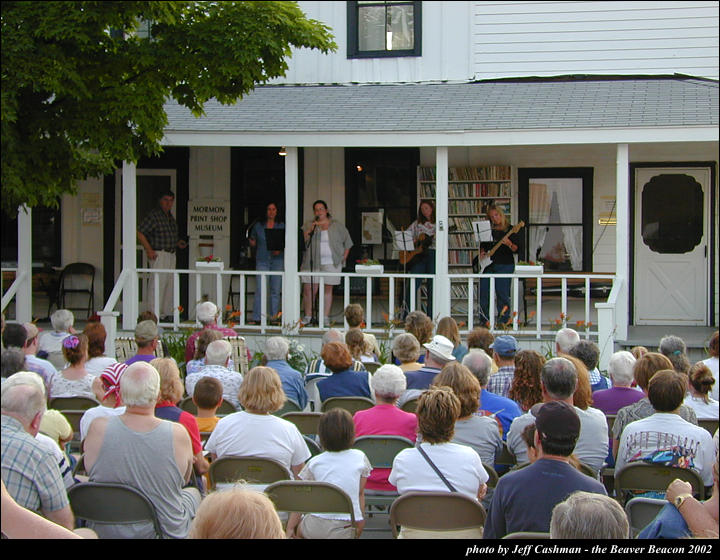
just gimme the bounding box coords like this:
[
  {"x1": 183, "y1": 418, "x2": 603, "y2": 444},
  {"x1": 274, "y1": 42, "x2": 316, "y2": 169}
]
[{"x1": 1, "y1": 308, "x2": 717, "y2": 540}]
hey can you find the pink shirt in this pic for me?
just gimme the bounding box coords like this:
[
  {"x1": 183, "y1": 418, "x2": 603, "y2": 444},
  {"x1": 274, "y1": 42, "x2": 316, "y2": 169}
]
[{"x1": 353, "y1": 404, "x2": 418, "y2": 491}]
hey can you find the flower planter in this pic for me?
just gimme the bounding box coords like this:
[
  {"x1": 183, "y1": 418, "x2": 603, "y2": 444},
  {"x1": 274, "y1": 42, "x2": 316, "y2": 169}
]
[
  {"x1": 515, "y1": 265, "x2": 543, "y2": 275},
  {"x1": 355, "y1": 264, "x2": 384, "y2": 274},
  {"x1": 195, "y1": 261, "x2": 224, "y2": 271}
]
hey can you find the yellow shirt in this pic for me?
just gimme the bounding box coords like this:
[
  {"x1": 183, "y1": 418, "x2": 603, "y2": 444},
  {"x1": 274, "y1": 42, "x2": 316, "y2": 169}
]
[{"x1": 195, "y1": 416, "x2": 220, "y2": 433}]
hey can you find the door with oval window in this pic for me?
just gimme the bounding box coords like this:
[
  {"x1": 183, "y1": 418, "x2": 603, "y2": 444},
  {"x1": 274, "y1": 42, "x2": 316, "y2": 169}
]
[{"x1": 633, "y1": 166, "x2": 711, "y2": 325}]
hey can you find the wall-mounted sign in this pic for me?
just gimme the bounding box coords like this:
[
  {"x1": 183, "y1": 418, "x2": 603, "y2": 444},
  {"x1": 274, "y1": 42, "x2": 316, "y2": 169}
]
[{"x1": 188, "y1": 199, "x2": 230, "y2": 238}]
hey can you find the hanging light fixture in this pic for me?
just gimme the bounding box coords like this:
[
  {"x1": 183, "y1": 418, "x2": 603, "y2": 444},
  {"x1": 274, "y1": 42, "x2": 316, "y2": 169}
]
[{"x1": 278, "y1": 146, "x2": 287, "y2": 156}]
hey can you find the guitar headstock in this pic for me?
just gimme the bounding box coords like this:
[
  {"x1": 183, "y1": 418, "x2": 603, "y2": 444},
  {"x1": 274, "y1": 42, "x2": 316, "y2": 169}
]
[{"x1": 512, "y1": 221, "x2": 525, "y2": 233}]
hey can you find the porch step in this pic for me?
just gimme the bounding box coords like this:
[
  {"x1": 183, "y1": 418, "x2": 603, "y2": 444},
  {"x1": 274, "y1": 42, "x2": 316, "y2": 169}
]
[{"x1": 617, "y1": 325, "x2": 716, "y2": 363}]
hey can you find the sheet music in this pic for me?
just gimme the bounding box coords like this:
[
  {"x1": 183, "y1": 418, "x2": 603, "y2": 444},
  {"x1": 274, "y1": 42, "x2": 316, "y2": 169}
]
[
  {"x1": 393, "y1": 231, "x2": 415, "y2": 251},
  {"x1": 472, "y1": 220, "x2": 493, "y2": 243}
]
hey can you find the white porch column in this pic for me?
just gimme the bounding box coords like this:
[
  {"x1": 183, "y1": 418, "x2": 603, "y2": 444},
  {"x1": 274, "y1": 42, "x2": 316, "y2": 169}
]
[
  {"x1": 122, "y1": 161, "x2": 139, "y2": 330},
  {"x1": 434, "y1": 147, "x2": 451, "y2": 320},
  {"x1": 17, "y1": 205, "x2": 32, "y2": 323},
  {"x1": 284, "y1": 147, "x2": 301, "y2": 331},
  {"x1": 615, "y1": 144, "x2": 629, "y2": 342}
]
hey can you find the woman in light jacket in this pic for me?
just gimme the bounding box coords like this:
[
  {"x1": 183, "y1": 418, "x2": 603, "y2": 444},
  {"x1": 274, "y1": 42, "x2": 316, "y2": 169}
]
[{"x1": 300, "y1": 200, "x2": 353, "y2": 326}]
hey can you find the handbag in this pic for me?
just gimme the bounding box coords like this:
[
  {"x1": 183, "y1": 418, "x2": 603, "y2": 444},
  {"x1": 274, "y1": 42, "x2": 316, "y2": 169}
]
[{"x1": 416, "y1": 444, "x2": 457, "y2": 493}]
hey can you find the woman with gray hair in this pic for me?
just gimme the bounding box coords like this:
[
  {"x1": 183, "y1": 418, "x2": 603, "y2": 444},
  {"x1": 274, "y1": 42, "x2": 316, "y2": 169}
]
[
  {"x1": 353, "y1": 364, "x2": 418, "y2": 492},
  {"x1": 592, "y1": 351, "x2": 643, "y2": 416},
  {"x1": 38, "y1": 309, "x2": 75, "y2": 368},
  {"x1": 550, "y1": 491, "x2": 629, "y2": 539},
  {"x1": 659, "y1": 334, "x2": 691, "y2": 374},
  {"x1": 392, "y1": 333, "x2": 423, "y2": 372}
]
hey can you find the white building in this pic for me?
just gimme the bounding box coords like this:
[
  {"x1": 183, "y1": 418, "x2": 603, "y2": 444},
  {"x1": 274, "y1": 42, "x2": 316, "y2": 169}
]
[{"x1": 3, "y1": 1, "x2": 718, "y2": 365}]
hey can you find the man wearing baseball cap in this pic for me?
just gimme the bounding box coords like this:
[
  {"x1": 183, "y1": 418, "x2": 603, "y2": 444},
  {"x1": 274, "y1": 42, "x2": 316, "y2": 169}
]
[
  {"x1": 406, "y1": 334, "x2": 456, "y2": 390},
  {"x1": 486, "y1": 335, "x2": 518, "y2": 398},
  {"x1": 124, "y1": 320, "x2": 160, "y2": 365},
  {"x1": 397, "y1": 335, "x2": 456, "y2": 407},
  {"x1": 484, "y1": 401, "x2": 607, "y2": 538}
]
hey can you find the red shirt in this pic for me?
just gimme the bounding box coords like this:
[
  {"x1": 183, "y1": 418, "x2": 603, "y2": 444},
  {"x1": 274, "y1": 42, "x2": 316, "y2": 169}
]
[{"x1": 155, "y1": 401, "x2": 203, "y2": 455}]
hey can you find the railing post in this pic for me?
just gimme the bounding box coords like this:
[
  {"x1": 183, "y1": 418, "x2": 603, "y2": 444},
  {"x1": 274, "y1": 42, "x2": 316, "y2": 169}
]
[
  {"x1": 16, "y1": 205, "x2": 32, "y2": 323},
  {"x1": 98, "y1": 311, "x2": 120, "y2": 359},
  {"x1": 122, "y1": 161, "x2": 138, "y2": 330},
  {"x1": 596, "y1": 304, "x2": 615, "y2": 372}
]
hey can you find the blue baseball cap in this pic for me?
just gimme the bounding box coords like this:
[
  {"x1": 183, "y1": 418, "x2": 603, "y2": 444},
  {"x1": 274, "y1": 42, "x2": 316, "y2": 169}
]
[{"x1": 489, "y1": 335, "x2": 518, "y2": 357}]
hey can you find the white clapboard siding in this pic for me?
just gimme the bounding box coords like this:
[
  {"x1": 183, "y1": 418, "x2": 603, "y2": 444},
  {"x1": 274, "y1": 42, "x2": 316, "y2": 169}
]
[{"x1": 473, "y1": 1, "x2": 719, "y2": 80}]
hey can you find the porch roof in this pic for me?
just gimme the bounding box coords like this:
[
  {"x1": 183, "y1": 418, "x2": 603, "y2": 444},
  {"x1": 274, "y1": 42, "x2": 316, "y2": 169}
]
[{"x1": 163, "y1": 75, "x2": 718, "y2": 135}]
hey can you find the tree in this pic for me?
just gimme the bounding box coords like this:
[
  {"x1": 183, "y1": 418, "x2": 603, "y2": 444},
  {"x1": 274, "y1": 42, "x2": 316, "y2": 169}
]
[{"x1": 1, "y1": 1, "x2": 336, "y2": 214}]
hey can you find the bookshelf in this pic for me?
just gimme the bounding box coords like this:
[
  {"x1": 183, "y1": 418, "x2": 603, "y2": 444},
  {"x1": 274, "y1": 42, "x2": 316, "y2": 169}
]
[{"x1": 417, "y1": 166, "x2": 513, "y2": 320}]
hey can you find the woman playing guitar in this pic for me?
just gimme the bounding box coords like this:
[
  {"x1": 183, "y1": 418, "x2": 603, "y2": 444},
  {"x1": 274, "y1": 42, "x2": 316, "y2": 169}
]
[
  {"x1": 478, "y1": 203, "x2": 521, "y2": 325},
  {"x1": 403, "y1": 200, "x2": 436, "y2": 317}
]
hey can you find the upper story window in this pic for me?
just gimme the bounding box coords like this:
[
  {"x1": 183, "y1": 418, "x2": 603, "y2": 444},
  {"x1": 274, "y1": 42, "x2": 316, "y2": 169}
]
[{"x1": 347, "y1": 1, "x2": 421, "y2": 58}]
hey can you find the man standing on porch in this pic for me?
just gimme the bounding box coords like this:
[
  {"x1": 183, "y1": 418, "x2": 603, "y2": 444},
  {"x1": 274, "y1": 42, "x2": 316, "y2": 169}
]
[{"x1": 137, "y1": 190, "x2": 187, "y2": 321}]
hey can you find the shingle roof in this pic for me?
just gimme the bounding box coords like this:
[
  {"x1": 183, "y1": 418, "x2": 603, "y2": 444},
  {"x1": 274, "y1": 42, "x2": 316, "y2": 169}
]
[{"x1": 163, "y1": 77, "x2": 718, "y2": 134}]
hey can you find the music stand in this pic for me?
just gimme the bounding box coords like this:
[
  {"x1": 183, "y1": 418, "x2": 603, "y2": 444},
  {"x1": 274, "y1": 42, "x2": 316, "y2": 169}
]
[{"x1": 394, "y1": 230, "x2": 415, "y2": 320}]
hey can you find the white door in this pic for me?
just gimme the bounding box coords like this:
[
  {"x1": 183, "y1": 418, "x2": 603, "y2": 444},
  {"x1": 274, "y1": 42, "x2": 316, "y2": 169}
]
[{"x1": 634, "y1": 166, "x2": 710, "y2": 325}]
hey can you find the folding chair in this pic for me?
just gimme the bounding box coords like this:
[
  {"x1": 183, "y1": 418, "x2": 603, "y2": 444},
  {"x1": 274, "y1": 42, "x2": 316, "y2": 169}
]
[
  {"x1": 68, "y1": 481, "x2": 165, "y2": 538},
  {"x1": 58, "y1": 262, "x2": 95, "y2": 318},
  {"x1": 48, "y1": 396, "x2": 100, "y2": 411},
  {"x1": 502, "y1": 531, "x2": 551, "y2": 539},
  {"x1": 698, "y1": 418, "x2": 718, "y2": 436},
  {"x1": 614, "y1": 462, "x2": 705, "y2": 506},
  {"x1": 178, "y1": 396, "x2": 237, "y2": 417},
  {"x1": 363, "y1": 362, "x2": 382, "y2": 374},
  {"x1": 273, "y1": 398, "x2": 302, "y2": 416},
  {"x1": 389, "y1": 491, "x2": 486, "y2": 538},
  {"x1": 303, "y1": 435, "x2": 323, "y2": 457},
  {"x1": 55, "y1": 409, "x2": 85, "y2": 454},
  {"x1": 625, "y1": 497, "x2": 666, "y2": 537},
  {"x1": 207, "y1": 456, "x2": 292, "y2": 491},
  {"x1": 281, "y1": 412, "x2": 323, "y2": 436},
  {"x1": 320, "y1": 396, "x2": 375, "y2": 415},
  {"x1": 400, "y1": 397, "x2": 419, "y2": 413},
  {"x1": 224, "y1": 336, "x2": 249, "y2": 374},
  {"x1": 352, "y1": 435, "x2": 415, "y2": 512},
  {"x1": 115, "y1": 336, "x2": 165, "y2": 361},
  {"x1": 265, "y1": 480, "x2": 360, "y2": 538}
]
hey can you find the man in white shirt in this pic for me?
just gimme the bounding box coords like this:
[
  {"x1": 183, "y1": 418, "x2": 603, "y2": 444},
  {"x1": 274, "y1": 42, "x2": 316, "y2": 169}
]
[
  {"x1": 185, "y1": 339, "x2": 243, "y2": 409},
  {"x1": 615, "y1": 369, "x2": 715, "y2": 487},
  {"x1": 507, "y1": 357, "x2": 608, "y2": 474}
]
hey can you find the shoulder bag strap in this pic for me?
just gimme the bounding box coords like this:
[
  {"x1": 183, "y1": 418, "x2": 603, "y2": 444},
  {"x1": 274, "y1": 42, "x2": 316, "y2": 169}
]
[{"x1": 416, "y1": 444, "x2": 457, "y2": 493}]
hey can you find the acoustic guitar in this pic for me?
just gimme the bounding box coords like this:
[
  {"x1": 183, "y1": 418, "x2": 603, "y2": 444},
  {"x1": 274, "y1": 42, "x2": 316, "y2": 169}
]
[
  {"x1": 399, "y1": 233, "x2": 432, "y2": 267},
  {"x1": 472, "y1": 221, "x2": 525, "y2": 273}
]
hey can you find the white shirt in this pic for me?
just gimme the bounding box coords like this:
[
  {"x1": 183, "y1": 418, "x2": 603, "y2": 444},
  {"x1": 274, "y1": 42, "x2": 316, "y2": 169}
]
[
  {"x1": 701, "y1": 357, "x2": 718, "y2": 401},
  {"x1": 85, "y1": 356, "x2": 118, "y2": 378},
  {"x1": 319, "y1": 230, "x2": 333, "y2": 265},
  {"x1": 205, "y1": 411, "x2": 311, "y2": 471},
  {"x1": 37, "y1": 331, "x2": 72, "y2": 355},
  {"x1": 79, "y1": 405, "x2": 126, "y2": 441},
  {"x1": 185, "y1": 365, "x2": 243, "y2": 409},
  {"x1": 683, "y1": 394, "x2": 719, "y2": 420},
  {"x1": 389, "y1": 442, "x2": 489, "y2": 501},
  {"x1": 299, "y1": 449, "x2": 372, "y2": 521},
  {"x1": 615, "y1": 412, "x2": 715, "y2": 486},
  {"x1": 507, "y1": 405, "x2": 608, "y2": 474}
]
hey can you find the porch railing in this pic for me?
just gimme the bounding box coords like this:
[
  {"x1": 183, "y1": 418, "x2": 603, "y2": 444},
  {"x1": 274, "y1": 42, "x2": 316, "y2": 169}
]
[
  {"x1": 1, "y1": 267, "x2": 24, "y2": 316},
  {"x1": 99, "y1": 266, "x2": 617, "y2": 364}
]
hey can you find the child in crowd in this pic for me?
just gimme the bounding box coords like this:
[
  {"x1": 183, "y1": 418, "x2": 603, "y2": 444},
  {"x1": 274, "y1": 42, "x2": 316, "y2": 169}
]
[
  {"x1": 286, "y1": 408, "x2": 371, "y2": 539},
  {"x1": 193, "y1": 377, "x2": 224, "y2": 433}
]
